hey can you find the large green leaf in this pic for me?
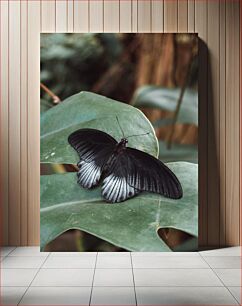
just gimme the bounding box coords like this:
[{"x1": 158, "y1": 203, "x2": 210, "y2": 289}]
[
  {"x1": 41, "y1": 91, "x2": 158, "y2": 164},
  {"x1": 41, "y1": 99, "x2": 54, "y2": 113},
  {"x1": 40, "y1": 162, "x2": 198, "y2": 251},
  {"x1": 132, "y1": 86, "x2": 198, "y2": 125},
  {"x1": 159, "y1": 141, "x2": 198, "y2": 163}
]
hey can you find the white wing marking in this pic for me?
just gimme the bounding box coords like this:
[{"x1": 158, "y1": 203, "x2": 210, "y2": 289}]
[
  {"x1": 77, "y1": 160, "x2": 101, "y2": 188},
  {"x1": 102, "y1": 174, "x2": 139, "y2": 203}
]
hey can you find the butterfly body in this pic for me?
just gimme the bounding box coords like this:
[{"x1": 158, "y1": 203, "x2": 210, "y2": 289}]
[
  {"x1": 115, "y1": 138, "x2": 128, "y2": 151},
  {"x1": 68, "y1": 128, "x2": 183, "y2": 203}
]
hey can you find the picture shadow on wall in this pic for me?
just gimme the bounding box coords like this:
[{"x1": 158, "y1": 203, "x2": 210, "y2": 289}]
[{"x1": 198, "y1": 38, "x2": 220, "y2": 249}]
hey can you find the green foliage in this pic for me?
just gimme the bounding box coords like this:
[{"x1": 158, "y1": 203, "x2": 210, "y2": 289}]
[
  {"x1": 40, "y1": 91, "x2": 158, "y2": 164},
  {"x1": 132, "y1": 85, "x2": 198, "y2": 163},
  {"x1": 40, "y1": 162, "x2": 198, "y2": 251},
  {"x1": 159, "y1": 141, "x2": 198, "y2": 164},
  {"x1": 40, "y1": 91, "x2": 198, "y2": 251},
  {"x1": 41, "y1": 99, "x2": 53, "y2": 113},
  {"x1": 132, "y1": 86, "x2": 198, "y2": 126},
  {"x1": 41, "y1": 33, "x2": 123, "y2": 100}
]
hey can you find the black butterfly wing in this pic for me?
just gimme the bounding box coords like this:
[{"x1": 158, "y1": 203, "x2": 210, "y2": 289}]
[
  {"x1": 68, "y1": 129, "x2": 117, "y2": 189},
  {"x1": 125, "y1": 148, "x2": 183, "y2": 199},
  {"x1": 102, "y1": 149, "x2": 142, "y2": 203},
  {"x1": 102, "y1": 147, "x2": 182, "y2": 203}
]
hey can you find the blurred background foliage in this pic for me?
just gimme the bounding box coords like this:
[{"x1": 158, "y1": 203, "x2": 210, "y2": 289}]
[{"x1": 41, "y1": 33, "x2": 198, "y2": 252}]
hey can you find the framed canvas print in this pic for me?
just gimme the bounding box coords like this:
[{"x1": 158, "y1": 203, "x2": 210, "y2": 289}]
[{"x1": 40, "y1": 33, "x2": 198, "y2": 252}]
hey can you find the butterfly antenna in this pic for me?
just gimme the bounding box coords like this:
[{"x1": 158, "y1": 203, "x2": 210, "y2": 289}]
[
  {"x1": 116, "y1": 116, "x2": 125, "y2": 138},
  {"x1": 126, "y1": 132, "x2": 151, "y2": 139}
]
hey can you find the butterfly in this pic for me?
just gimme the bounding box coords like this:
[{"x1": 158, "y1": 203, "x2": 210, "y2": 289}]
[{"x1": 68, "y1": 125, "x2": 183, "y2": 203}]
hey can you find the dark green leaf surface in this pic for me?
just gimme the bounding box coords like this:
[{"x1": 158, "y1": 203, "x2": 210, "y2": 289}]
[
  {"x1": 132, "y1": 86, "x2": 198, "y2": 125},
  {"x1": 41, "y1": 91, "x2": 158, "y2": 164},
  {"x1": 40, "y1": 162, "x2": 198, "y2": 251},
  {"x1": 159, "y1": 141, "x2": 198, "y2": 163},
  {"x1": 41, "y1": 99, "x2": 53, "y2": 113}
]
